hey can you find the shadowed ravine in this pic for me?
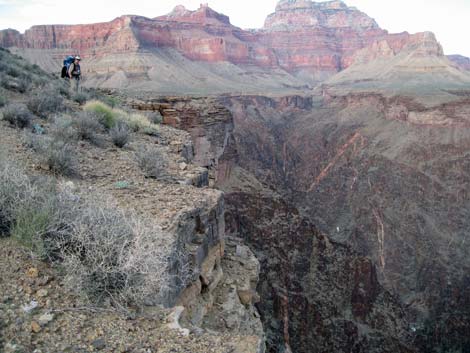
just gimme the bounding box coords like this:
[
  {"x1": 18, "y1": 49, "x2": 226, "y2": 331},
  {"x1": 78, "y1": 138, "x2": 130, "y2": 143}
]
[{"x1": 137, "y1": 92, "x2": 470, "y2": 352}]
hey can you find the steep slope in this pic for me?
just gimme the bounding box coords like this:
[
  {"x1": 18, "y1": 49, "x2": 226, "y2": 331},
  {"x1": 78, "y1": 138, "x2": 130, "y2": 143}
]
[
  {"x1": 216, "y1": 41, "x2": 470, "y2": 352},
  {"x1": 323, "y1": 32, "x2": 470, "y2": 105}
]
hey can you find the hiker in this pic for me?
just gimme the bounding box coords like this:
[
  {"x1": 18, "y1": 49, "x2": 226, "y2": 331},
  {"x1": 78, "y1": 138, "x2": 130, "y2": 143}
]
[{"x1": 68, "y1": 55, "x2": 81, "y2": 92}]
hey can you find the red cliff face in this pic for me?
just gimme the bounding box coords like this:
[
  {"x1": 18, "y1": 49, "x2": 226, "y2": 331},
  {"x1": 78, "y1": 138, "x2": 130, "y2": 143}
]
[
  {"x1": 257, "y1": 0, "x2": 388, "y2": 79},
  {"x1": 0, "y1": 0, "x2": 447, "y2": 84}
]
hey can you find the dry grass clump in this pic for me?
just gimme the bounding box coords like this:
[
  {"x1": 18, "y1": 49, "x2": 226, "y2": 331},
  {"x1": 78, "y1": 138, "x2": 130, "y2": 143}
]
[
  {"x1": 83, "y1": 100, "x2": 119, "y2": 129},
  {"x1": 61, "y1": 203, "x2": 171, "y2": 305},
  {"x1": 48, "y1": 115, "x2": 78, "y2": 142},
  {"x1": 2, "y1": 103, "x2": 34, "y2": 128},
  {"x1": 0, "y1": 159, "x2": 32, "y2": 236},
  {"x1": 123, "y1": 113, "x2": 160, "y2": 136},
  {"x1": 83, "y1": 100, "x2": 159, "y2": 135}
]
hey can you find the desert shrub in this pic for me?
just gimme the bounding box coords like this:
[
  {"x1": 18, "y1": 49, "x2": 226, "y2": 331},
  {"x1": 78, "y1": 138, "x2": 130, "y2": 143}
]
[
  {"x1": 83, "y1": 100, "x2": 118, "y2": 129},
  {"x1": 0, "y1": 93, "x2": 6, "y2": 107},
  {"x1": 6, "y1": 65, "x2": 21, "y2": 78},
  {"x1": 0, "y1": 159, "x2": 32, "y2": 236},
  {"x1": 2, "y1": 103, "x2": 33, "y2": 128},
  {"x1": 0, "y1": 157, "x2": 177, "y2": 306},
  {"x1": 101, "y1": 95, "x2": 120, "y2": 108},
  {"x1": 135, "y1": 147, "x2": 167, "y2": 179},
  {"x1": 61, "y1": 203, "x2": 171, "y2": 305},
  {"x1": 148, "y1": 111, "x2": 163, "y2": 125},
  {"x1": 0, "y1": 75, "x2": 31, "y2": 93},
  {"x1": 53, "y1": 80, "x2": 71, "y2": 98},
  {"x1": 73, "y1": 111, "x2": 102, "y2": 145},
  {"x1": 44, "y1": 141, "x2": 78, "y2": 176},
  {"x1": 49, "y1": 115, "x2": 78, "y2": 142},
  {"x1": 11, "y1": 189, "x2": 76, "y2": 260},
  {"x1": 17, "y1": 76, "x2": 32, "y2": 93},
  {"x1": 118, "y1": 113, "x2": 160, "y2": 136},
  {"x1": 35, "y1": 137, "x2": 78, "y2": 176},
  {"x1": 27, "y1": 88, "x2": 64, "y2": 118},
  {"x1": 72, "y1": 91, "x2": 89, "y2": 105},
  {"x1": 110, "y1": 121, "x2": 130, "y2": 148}
]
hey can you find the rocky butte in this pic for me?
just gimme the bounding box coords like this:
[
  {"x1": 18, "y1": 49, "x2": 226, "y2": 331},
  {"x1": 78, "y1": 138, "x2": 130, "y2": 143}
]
[{"x1": 2, "y1": 1, "x2": 470, "y2": 352}]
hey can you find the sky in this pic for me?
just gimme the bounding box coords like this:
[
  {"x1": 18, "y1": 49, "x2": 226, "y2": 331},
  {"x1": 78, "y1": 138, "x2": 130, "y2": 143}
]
[{"x1": 0, "y1": 0, "x2": 469, "y2": 57}]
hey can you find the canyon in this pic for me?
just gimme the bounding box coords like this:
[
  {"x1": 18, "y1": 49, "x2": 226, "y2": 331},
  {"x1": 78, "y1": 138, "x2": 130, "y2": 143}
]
[{"x1": 2, "y1": 0, "x2": 470, "y2": 352}]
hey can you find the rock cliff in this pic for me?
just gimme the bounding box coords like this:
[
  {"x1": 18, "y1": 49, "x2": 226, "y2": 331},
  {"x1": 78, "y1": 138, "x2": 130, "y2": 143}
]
[
  {"x1": 0, "y1": 0, "x2": 447, "y2": 91},
  {"x1": 120, "y1": 71, "x2": 470, "y2": 351}
]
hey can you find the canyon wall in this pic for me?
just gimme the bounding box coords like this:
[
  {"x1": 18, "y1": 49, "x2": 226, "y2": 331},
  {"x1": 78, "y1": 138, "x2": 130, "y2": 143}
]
[
  {"x1": 123, "y1": 87, "x2": 470, "y2": 352},
  {"x1": 0, "y1": 0, "x2": 453, "y2": 89}
]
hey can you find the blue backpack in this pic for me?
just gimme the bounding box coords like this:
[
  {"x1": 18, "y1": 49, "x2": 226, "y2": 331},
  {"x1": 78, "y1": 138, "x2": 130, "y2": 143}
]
[{"x1": 61, "y1": 56, "x2": 75, "y2": 78}]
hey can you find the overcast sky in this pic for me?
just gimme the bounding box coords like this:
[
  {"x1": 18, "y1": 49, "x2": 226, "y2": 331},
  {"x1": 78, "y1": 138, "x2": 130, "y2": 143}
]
[{"x1": 0, "y1": 0, "x2": 469, "y2": 57}]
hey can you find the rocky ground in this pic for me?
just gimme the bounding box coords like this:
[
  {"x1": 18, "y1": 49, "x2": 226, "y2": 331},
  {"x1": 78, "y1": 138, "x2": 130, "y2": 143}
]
[{"x1": 0, "y1": 236, "x2": 263, "y2": 353}]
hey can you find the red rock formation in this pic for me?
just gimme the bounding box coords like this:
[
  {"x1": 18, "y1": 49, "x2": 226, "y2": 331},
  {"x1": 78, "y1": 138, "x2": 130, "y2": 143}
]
[{"x1": 0, "y1": 0, "x2": 448, "y2": 83}]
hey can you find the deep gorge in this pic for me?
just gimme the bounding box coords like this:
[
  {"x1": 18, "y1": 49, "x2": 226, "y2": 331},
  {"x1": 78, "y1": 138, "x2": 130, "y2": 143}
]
[{"x1": 130, "y1": 92, "x2": 470, "y2": 352}]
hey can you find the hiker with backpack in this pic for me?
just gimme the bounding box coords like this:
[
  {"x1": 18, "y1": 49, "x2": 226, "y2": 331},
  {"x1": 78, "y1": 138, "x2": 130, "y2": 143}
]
[{"x1": 61, "y1": 55, "x2": 82, "y2": 92}]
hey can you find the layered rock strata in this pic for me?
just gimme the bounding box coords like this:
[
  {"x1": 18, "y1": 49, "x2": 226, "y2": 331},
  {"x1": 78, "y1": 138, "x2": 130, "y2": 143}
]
[{"x1": 0, "y1": 1, "x2": 450, "y2": 88}]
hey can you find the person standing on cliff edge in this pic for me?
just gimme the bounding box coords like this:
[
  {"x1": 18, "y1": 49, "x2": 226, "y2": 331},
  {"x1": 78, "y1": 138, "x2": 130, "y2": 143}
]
[{"x1": 68, "y1": 56, "x2": 81, "y2": 92}]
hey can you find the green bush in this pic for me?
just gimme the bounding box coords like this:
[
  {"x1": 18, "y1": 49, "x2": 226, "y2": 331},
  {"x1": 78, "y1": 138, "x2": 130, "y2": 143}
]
[
  {"x1": 83, "y1": 100, "x2": 118, "y2": 129},
  {"x1": 102, "y1": 95, "x2": 120, "y2": 108},
  {"x1": 148, "y1": 111, "x2": 163, "y2": 125},
  {"x1": 110, "y1": 121, "x2": 130, "y2": 148},
  {"x1": 72, "y1": 92, "x2": 89, "y2": 105},
  {"x1": 2, "y1": 103, "x2": 33, "y2": 128}
]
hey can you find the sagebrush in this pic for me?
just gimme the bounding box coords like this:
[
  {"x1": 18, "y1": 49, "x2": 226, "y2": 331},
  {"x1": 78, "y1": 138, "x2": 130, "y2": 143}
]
[
  {"x1": 135, "y1": 147, "x2": 167, "y2": 179},
  {"x1": 73, "y1": 111, "x2": 102, "y2": 145},
  {"x1": 27, "y1": 88, "x2": 64, "y2": 118},
  {"x1": 2, "y1": 103, "x2": 33, "y2": 128},
  {"x1": 110, "y1": 121, "x2": 130, "y2": 148},
  {"x1": 0, "y1": 158, "x2": 178, "y2": 306}
]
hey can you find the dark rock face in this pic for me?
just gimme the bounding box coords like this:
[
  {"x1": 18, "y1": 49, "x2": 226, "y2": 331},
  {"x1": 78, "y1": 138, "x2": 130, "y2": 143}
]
[
  {"x1": 224, "y1": 191, "x2": 412, "y2": 353},
  {"x1": 220, "y1": 93, "x2": 470, "y2": 353},
  {"x1": 129, "y1": 90, "x2": 470, "y2": 352}
]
